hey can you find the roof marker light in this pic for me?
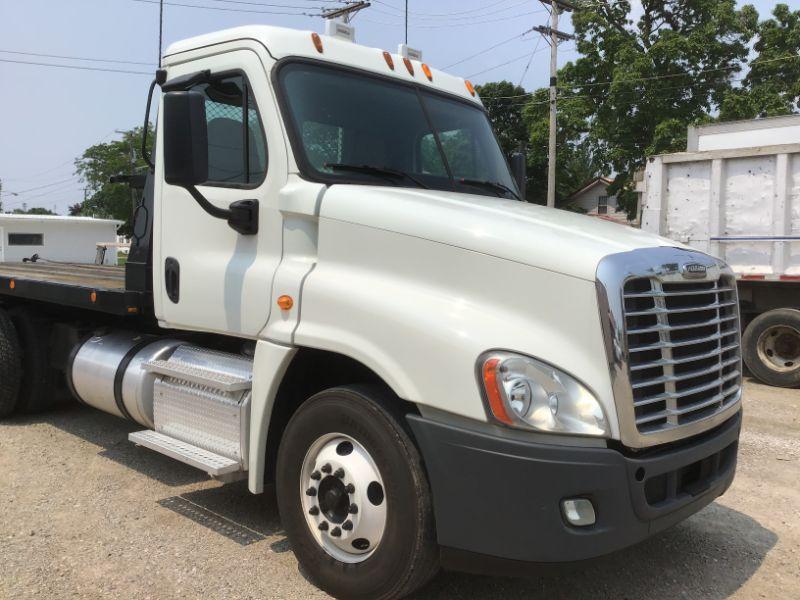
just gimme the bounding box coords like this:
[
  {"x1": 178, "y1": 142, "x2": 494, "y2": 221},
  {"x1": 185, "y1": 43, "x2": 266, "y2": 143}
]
[
  {"x1": 421, "y1": 63, "x2": 433, "y2": 81},
  {"x1": 465, "y1": 79, "x2": 476, "y2": 97},
  {"x1": 403, "y1": 57, "x2": 414, "y2": 76},
  {"x1": 311, "y1": 32, "x2": 324, "y2": 54},
  {"x1": 383, "y1": 51, "x2": 395, "y2": 70}
]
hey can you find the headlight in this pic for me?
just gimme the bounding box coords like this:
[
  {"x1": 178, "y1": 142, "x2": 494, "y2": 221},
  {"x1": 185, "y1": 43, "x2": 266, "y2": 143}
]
[{"x1": 479, "y1": 351, "x2": 609, "y2": 437}]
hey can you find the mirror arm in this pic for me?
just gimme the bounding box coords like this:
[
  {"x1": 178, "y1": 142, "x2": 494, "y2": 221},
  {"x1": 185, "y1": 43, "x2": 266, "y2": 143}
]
[{"x1": 183, "y1": 185, "x2": 259, "y2": 235}]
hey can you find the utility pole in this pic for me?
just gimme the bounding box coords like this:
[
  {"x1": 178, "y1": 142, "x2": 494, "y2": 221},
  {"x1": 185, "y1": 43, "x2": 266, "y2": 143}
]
[
  {"x1": 405, "y1": 0, "x2": 408, "y2": 45},
  {"x1": 158, "y1": 0, "x2": 164, "y2": 67},
  {"x1": 321, "y1": 1, "x2": 371, "y2": 24},
  {"x1": 535, "y1": 0, "x2": 576, "y2": 208}
]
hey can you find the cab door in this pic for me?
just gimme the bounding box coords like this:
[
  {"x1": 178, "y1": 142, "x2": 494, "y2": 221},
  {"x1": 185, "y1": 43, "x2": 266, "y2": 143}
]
[{"x1": 154, "y1": 47, "x2": 286, "y2": 337}]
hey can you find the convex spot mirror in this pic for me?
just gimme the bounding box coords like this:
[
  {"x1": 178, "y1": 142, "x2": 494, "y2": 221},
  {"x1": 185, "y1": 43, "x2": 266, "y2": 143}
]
[{"x1": 163, "y1": 91, "x2": 209, "y2": 187}]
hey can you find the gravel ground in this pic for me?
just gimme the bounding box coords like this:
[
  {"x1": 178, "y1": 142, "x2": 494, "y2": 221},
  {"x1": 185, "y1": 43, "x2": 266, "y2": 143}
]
[{"x1": 1, "y1": 377, "x2": 797, "y2": 599}]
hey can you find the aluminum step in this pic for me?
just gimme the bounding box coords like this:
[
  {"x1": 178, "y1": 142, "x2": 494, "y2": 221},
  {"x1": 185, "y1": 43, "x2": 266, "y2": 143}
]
[
  {"x1": 142, "y1": 359, "x2": 252, "y2": 392},
  {"x1": 129, "y1": 430, "x2": 241, "y2": 476}
]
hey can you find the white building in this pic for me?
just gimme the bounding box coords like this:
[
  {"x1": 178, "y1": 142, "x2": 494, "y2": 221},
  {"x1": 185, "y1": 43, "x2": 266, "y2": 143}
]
[
  {"x1": 0, "y1": 214, "x2": 123, "y2": 265},
  {"x1": 687, "y1": 114, "x2": 800, "y2": 152}
]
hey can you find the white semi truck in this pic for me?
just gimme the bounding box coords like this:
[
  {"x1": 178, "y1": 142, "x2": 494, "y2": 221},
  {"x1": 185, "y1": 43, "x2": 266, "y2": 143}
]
[
  {"x1": 0, "y1": 25, "x2": 742, "y2": 599},
  {"x1": 640, "y1": 138, "x2": 800, "y2": 388}
]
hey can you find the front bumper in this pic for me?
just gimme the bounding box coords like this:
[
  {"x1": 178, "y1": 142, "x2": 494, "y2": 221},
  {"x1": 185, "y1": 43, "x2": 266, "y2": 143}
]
[{"x1": 407, "y1": 411, "x2": 740, "y2": 567}]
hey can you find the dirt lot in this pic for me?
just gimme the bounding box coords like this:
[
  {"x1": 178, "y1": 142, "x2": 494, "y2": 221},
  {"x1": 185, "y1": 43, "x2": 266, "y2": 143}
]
[{"x1": 1, "y1": 377, "x2": 798, "y2": 599}]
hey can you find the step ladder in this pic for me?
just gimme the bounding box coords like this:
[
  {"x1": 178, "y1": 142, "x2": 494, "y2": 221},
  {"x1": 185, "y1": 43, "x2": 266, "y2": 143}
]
[{"x1": 128, "y1": 345, "x2": 253, "y2": 481}]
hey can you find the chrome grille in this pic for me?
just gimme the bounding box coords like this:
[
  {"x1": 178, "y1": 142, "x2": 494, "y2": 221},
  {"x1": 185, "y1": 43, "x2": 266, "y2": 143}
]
[{"x1": 622, "y1": 275, "x2": 741, "y2": 434}]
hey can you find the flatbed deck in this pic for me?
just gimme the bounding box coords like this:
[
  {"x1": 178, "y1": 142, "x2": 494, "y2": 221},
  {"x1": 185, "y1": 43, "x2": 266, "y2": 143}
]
[{"x1": 0, "y1": 262, "x2": 145, "y2": 315}]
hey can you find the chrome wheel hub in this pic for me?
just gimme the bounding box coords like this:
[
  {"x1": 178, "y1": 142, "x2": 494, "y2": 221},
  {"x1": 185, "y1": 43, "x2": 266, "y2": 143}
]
[{"x1": 300, "y1": 433, "x2": 387, "y2": 563}]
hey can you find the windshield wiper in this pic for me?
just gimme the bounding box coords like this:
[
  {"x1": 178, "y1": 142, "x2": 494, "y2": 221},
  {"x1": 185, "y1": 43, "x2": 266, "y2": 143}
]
[
  {"x1": 459, "y1": 178, "x2": 519, "y2": 200},
  {"x1": 325, "y1": 163, "x2": 430, "y2": 189}
]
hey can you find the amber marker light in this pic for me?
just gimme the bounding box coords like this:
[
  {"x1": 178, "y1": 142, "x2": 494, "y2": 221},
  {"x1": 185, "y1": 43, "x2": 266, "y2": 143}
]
[
  {"x1": 277, "y1": 295, "x2": 294, "y2": 310},
  {"x1": 90, "y1": 291, "x2": 97, "y2": 303},
  {"x1": 465, "y1": 79, "x2": 476, "y2": 96},
  {"x1": 383, "y1": 51, "x2": 395, "y2": 70},
  {"x1": 9, "y1": 280, "x2": 15, "y2": 290},
  {"x1": 421, "y1": 63, "x2": 433, "y2": 81},
  {"x1": 311, "y1": 32, "x2": 323, "y2": 53},
  {"x1": 403, "y1": 57, "x2": 414, "y2": 76},
  {"x1": 482, "y1": 357, "x2": 513, "y2": 426}
]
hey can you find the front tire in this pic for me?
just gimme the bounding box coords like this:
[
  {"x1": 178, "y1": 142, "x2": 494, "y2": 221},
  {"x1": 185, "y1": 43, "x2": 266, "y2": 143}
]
[
  {"x1": 276, "y1": 385, "x2": 438, "y2": 600},
  {"x1": 743, "y1": 308, "x2": 800, "y2": 387}
]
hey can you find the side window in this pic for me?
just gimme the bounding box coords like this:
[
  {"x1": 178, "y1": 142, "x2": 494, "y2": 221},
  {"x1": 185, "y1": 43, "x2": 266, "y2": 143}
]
[{"x1": 193, "y1": 74, "x2": 267, "y2": 186}]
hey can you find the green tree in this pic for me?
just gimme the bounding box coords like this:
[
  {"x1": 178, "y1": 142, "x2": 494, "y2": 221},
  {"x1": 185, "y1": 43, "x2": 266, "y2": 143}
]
[
  {"x1": 564, "y1": 0, "x2": 758, "y2": 216},
  {"x1": 12, "y1": 207, "x2": 56, "y2": 215},
  {"x1": 476, "y1": 81, "x2": 529, "y2": 157},
  {"x1": 720, "y1": 3, "x2": 800, "y2": 120},
  {"x1": 74, "y1": 125, "x2": 153, "y2": 233},
  {"x1": 520, "y1": 86, "x2": 600, "y2": 205}
]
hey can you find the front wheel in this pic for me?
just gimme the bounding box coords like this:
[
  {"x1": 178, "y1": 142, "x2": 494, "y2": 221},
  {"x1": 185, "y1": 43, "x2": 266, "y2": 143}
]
[
  {"x1": 276, "y1": 385, "x2": 439, "y2": 600},
  {"x1": 743, "y1": 308, "x2": 800, "y2": 387}
]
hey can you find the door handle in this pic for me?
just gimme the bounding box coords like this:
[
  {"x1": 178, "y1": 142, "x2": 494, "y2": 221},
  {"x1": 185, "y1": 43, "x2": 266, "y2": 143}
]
[{"x1": 165, "y1": 257, "x2": 180, "y2": 304}]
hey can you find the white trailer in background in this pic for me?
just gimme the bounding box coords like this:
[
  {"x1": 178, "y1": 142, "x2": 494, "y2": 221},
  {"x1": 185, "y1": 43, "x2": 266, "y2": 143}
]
[{"x1": 640, "y1": 142, "x2": 800, "y2": 387}]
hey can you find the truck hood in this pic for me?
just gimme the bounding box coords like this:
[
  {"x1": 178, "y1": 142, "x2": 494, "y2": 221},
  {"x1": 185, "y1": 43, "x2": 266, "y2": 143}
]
[{"x1": 321, "y1": 185, "x2": 678, "y2": 281}]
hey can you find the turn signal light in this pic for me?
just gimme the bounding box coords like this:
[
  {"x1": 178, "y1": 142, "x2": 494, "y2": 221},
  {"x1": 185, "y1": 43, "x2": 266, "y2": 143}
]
[
  {"x1": 465, "y1": 79, "x2": 476, "y2": 96},
  {"x1": 421, "y1": 63, "x2": 433, "y2": 81},
  {"x1": 482, "y1": 357, "x2": 513, "y2": 425},
  {"x1": 311, "y1": 32, "x2": 323, "y2": 54},
  {"x1": 383, "y1": 51, "x2": 395, "y2": 70},
  {"x1": 277, "y1": 295, "x2": 294, "y2": 310}
]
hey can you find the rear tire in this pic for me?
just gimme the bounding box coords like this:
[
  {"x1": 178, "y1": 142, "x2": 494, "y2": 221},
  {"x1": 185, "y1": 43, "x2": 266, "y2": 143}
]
[
  {"x1": 743, "y1": 308, "x2": 800, "y2": 387},
  {"x1": 0, "y1": 307, "x2": 22, "y2": 418},
  {"x1": 9, "y1": 307, "x2": 67, "y2": 412},
  {"x1": 276, "y1": 385, "x2": 439, "y2": 600}
]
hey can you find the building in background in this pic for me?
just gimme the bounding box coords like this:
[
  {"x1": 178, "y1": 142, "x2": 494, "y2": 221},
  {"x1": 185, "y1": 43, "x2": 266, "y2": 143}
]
[
  {"x1": 687, "y1": 114, "x2": 800, "y2": 152},
  {"x1": 0, "y1": 214, "x2": 122, "y2": 264},
  {"x1": 564, "y1": 176, "x2": 630, "y2": 224}
]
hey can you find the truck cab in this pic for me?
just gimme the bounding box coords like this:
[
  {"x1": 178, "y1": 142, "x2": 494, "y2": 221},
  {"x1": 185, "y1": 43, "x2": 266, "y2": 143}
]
[{"x1": 0, "y1": 25, "x2": 743, "y2": 600}]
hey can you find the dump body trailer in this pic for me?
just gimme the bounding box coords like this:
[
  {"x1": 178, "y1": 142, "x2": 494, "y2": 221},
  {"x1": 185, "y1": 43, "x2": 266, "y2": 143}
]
[{"x1": 640, "y1": 143, "x2": 800, "y2": 386}]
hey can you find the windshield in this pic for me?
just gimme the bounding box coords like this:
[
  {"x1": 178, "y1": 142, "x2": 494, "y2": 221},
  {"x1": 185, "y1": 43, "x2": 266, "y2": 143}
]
[{"x1": 277, "y1": 62, "x2": 519, "y2": 199}]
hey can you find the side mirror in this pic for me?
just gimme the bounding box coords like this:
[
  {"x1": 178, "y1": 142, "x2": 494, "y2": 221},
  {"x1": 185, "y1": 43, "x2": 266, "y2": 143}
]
[
  {"x1": 163, "y1": 91, "x2": 208, "y2": 187},
  {"x1": 510, "y1": 150, "x2": 527, "y2": 201}
]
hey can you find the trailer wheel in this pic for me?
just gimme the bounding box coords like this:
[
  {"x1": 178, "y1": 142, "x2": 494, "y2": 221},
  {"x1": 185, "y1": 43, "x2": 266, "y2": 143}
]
[
  {"x1": 9, "y1": 307, "x2": 65, "y2": 412},
  {"x1": 276, "y1": 385, "x2": 438, "y2": 600},
  {"x1": 0, "y1": 308, "x2": 22, "y2": 418},
  {"x1": 743, "y1": 308, "x2": 800, "y2": 387}
]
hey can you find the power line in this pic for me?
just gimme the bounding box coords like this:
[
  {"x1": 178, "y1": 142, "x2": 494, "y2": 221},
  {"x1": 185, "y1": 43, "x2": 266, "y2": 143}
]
[
  {"x1": 371, "y1": 0, "x2": 534, "y2": 21},
  {"x1": 0, "y1": 57, "x2": 151, "y2": 75},
  {"x1": 465, "y1": 45, "x2": 557, "y2": 79},
  {"x1": 443, "y1": 29, "x2": 534, "y2": 69},
  {"x1": 4, "y1": 177, "x2": 79, "y2": 196},
  {"x1": 373, "y1": 0, "x2": 523, "y2": 18},
  {"x1": 0, "y1": 49, "x2": 155, "y2": 66},
  {"x1": 129, "y1": 0, "x2": 321, "y2": 16},
  {"x1": 485, "y1": 54, "x2": 800, "y2": 100},
  {"x1": 518, "y1": 35, "x2": 543, "y2": 86},
  {"x1": 363, "y1": 10, "x2": 543, "y2": 29},
  {"x1": 3, "y1": 132, "x2": 117, "y2": 182}
]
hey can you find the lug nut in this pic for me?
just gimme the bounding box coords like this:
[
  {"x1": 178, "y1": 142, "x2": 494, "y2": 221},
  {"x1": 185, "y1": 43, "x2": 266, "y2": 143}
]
[
  {"x1": 330, "y1": 527, "x2": 342, "y2": 537},
  {"x1": 321, "y1": 463, "x2": 332, "y2": 474},
  {"x1": 348, "y1": 503, "x2": 358, "y2": 514},
  {"x1": 345, "y1": 484, "x2": 355, "y2": 494},
  {"x1": 310, "y1": 470, "x2": 321, "y2": 481},
  {"x1": 342, "y1": 520, "x2": 353, "y2": 531},
  {"x1": 334, "y1": 468, "x2": 345, "y2": 479},
  {"x1": 306, "y1": 487, "x2": 317, "y2": 497},
  {"x1": 309, "y1": 506, "x2": 319, "y2": 516},
  {"x1": 318, "y1": 521, "x2": 329, "y2": 531}
]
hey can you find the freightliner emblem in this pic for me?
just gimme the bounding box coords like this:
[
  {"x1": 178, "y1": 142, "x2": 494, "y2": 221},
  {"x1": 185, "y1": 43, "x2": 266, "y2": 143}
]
[{"x1": 681, "y1": 263, "x2": 708, "y2": 279}]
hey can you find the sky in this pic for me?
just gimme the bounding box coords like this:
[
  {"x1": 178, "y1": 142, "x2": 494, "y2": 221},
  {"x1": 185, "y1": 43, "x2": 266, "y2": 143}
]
[{"x1": 0, "y1": 0, "x2": 783, "y2": 213}]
